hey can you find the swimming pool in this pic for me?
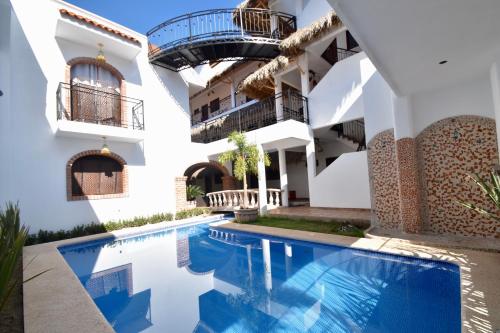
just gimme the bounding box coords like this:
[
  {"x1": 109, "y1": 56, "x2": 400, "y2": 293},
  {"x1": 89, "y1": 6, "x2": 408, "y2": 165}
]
[{"x1": 59, "y1": 218, "x2": 461, "y2": 333}]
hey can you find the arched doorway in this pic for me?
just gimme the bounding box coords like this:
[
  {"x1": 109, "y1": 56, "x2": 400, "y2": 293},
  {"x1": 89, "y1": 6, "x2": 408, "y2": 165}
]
[{"x1": 184, "y1": 161, "x2": 234, "y2": 205}]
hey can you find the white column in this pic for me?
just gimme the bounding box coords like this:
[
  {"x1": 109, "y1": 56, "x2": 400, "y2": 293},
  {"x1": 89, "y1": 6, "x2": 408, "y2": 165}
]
[
  {"x1": 305, "y1": 131, "x2": 316, "y2": 198},
  {"x1": 490, "y1": 62, "x2": 500, "y2": 161},
  {"x1": 299, "y1": 53, "x2": 310, "y2": 122},
  {"x1": 278, "y1": 149, "x2": 289, "y2": 207},
  {"x1": 275, "y1": 76, "x2": 283, "y2": 121},
  {"x1": 299, "y1": 52, "x2": 310, "y2": 97},
  {"x1": 257, "y1": 144, "x2": 268, "y2": 215},
  {"x1": 392, "y1": 95, "x2": 414, "y2": 140},
  {"x1": 230, "y1": 81, "x2": 236, "y2": 108}
]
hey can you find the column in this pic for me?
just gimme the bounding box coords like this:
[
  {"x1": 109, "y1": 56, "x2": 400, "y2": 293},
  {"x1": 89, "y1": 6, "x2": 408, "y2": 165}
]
[
  {"x1": 230, "y1": 81, "x2": 236, "y2": 108},
  {"x1": 275, "y1": 76, "x2": 283, "y2": 121},
  {"x1": 305, "y1": 131, "x2": 316, "y2": 198},
  {"x1": 490, "y1": 62, "x2": 500, "y2": 161},
  {"x1": 174, "y1": 176, "x2": 188, "y2": 212},
  {"x1": 257, "y1": 144, "x2": 268, "y2": 215},
  {"x1": 392, "y1": 95, "x2": 422, "y2": 233},
  {"x1": 299, "y1": 53, "x2": 310, "y2": 122},
  {"x1": 278, "y1": 149, "x2": 289, "y2": 207}
]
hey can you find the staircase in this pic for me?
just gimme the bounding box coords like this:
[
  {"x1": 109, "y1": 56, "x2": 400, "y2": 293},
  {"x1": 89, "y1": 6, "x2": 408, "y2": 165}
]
[{"x1": 330, "y1": 119, "x2": 366, "y2": 151}]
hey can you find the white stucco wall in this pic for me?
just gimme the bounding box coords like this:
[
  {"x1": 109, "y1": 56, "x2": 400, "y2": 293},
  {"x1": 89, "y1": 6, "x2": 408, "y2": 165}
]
[
  {"x1": 297, "y1": 0, "x2": 333, "y2": 28},
  {"x1": 1, "y1": 0, "x2": 195, "y2": 231},
  {"x1": 308, "y1": 52, "x2": 377, "y2": 130},
  {"x1": 411, "y1": 74, "x2": 495, "y2": 136},
  {"x1": 309, "y1": 151, "x2": 371, "y2": 209}
]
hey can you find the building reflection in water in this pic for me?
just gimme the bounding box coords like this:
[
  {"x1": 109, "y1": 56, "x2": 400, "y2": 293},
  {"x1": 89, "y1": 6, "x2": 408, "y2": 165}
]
[{"x1": 82, "y1": 263, "x2": 152, "y2": 333}]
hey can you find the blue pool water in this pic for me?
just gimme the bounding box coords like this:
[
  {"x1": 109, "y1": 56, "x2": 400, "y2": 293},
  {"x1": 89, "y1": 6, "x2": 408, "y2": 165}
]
[{"x1": 59, "y1": 217, "x2": 461, "y2": 333}]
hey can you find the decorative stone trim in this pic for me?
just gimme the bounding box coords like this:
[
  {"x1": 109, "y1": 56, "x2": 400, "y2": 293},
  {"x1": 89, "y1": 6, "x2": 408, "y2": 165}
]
[
  {"x1": 175, "y1": 176, "x2": 188, "y2": 212},
  {"x1": 66, "y1": 150, "x2": 128, "y2": 201},
  {"x1": 64, "y1": 57, "x2": 128, "y2": 126},
  {"x1": 367, "y1": 129, "x2": 401, "y2": 230},
  {"x1": 395, "y1": 137, "x2": 422, "y2": 233},
  {"x1": 184, "y1": 161, "x2": 231, "y2": 179},
  {"x1": 416, "y1": 115, "x2": 499, "y2": 238}
]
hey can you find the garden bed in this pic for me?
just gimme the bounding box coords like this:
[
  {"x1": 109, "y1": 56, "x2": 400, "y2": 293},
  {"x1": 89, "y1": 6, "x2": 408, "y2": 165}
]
[{"x1": 248, "y1": 216, "x2": 365, "y2": 238}]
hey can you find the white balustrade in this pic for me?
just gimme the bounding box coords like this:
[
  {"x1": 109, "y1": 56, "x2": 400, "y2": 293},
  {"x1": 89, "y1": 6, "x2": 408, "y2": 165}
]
[{"x1": 206, "y1": 188, "x2": 282, "y2": 210}]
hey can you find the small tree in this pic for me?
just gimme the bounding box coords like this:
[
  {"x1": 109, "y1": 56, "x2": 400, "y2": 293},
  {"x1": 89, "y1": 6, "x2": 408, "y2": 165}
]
[{"x1": 218, "y1": 131, "x2": 270, "y2": 209}]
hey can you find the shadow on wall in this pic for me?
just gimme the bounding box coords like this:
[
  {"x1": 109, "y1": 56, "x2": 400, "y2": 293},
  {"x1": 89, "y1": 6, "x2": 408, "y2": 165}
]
[
  {"x1": 7, "y1": 8, "x2": 102, "y2": 232},
  {"x1": 151, "y1": 65, "x2": 190, "y2": 119}
]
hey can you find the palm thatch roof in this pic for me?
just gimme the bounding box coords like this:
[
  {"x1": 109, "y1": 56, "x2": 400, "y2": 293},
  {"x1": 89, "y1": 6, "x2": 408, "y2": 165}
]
[
  {"x1": 236, "y1": 0, "x2": 268, "y2": 10},
  {"x1": 238, "y1": 56, "x2": 290, "y2": 99},
  {"x1": 206, "y1": 61, "x2": 246, "y2": 88},
  {"x1": 279, "y1": 11, "x2": 343, "y2": 57},
  {"x1": 233, "y1": 0, "x2": 270, "y2": 30}
]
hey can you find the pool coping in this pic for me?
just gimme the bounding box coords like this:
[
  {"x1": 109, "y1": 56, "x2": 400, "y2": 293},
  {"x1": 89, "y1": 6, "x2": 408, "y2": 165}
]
[
  {"x1": 23, "y1": 217, "x2": 499, "y2": 333},
  {"x1": 22, "y1": 214, "x2": 226, "y2": 333}
]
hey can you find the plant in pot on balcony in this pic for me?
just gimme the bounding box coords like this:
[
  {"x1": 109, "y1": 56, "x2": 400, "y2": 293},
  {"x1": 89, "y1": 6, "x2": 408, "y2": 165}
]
[
  {"x1": 218, "y1": 131, "x2": 270, "y2": 223},
  {"x1": 186, "y1": 185, "x2": 204, "y2": 208}
]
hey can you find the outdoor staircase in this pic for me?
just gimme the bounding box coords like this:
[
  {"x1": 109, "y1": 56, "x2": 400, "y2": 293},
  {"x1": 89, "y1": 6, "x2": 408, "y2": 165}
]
[{"x1": 330, "y1": 119, "x2": 366, "y2": 151}]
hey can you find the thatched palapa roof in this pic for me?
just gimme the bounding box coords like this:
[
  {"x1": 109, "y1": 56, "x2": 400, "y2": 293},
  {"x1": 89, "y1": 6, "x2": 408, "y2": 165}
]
[
  {"x1": 233, "y1": 0, "x2": 270, "y2": 30},
  {"x1": 236, "y1": 0, "x2": 268, "y2": 10},
  {"x1": 238, "y1": 56, "x2": 290, "y2": 99},
  {"x1": 206, "y1": 61, "x2": 246, "y2": 88},
  {"x1": 279, "y1": 11, "x2": 342, "y2": 57}
]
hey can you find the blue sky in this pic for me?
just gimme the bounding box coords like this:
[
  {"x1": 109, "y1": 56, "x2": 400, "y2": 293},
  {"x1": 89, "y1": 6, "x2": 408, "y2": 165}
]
[{"x1": 66, "y1": 0, "x2": 242, "y2": 34}]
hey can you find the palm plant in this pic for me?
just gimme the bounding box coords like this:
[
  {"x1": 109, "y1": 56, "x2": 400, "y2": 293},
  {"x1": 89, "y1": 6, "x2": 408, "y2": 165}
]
[
  {"x1": 0, "y1": 202, "x2": 28, "y2": 312},
  {"x1": 186, "y1": 185, "x2": 204, "y2": 201},
  {"x1": 218, "y1": 131, "x2": 270, "y2": 209},
  {"x1": 458, "y1": 171, "x2": 500, "y2": 221}
]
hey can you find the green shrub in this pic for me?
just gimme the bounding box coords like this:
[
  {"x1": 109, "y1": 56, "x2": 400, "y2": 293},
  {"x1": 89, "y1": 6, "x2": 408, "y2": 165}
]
[
  {"x1": 186, "y1": 185, "x2": 204, "y2": 201},
  {"x1": 175, "y1": 207, "x2": 210, "y2": 220},
  {"x1": 0, "y1": 202, "x2": 28, "y2": 311},
  {"x1": 26, "y1": 212, "x2": 174, "y2": 246}
]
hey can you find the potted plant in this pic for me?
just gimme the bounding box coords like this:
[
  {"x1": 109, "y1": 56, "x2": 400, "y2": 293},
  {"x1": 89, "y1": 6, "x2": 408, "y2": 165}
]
[
  {"x1": 186, "y1": 185, "x2": 204, "y2": 209},
  {"x1": 218, "y1": 131, "x2": 270, "y2": 223}
]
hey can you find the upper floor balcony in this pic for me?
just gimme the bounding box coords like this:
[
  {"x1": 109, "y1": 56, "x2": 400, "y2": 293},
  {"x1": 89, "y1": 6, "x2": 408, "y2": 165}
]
[
  {"x1": 191, "y1": 90, "x2": 308, "y2": 144},
  {"x1": 55, "y1": 82, "x2": 145, "y2": 143},
  {"x1": 147, "y1": 8, "x2": 296, "y2": 71}
]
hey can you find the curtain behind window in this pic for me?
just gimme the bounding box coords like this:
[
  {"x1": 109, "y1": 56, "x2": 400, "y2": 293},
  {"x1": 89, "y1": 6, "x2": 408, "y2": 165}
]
[{"x1": 70, "y1": 63, "x2": 122, "y2": 126}]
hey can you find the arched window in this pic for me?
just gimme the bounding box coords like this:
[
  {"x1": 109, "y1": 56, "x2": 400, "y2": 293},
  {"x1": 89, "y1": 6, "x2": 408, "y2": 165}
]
[
  {"x1": 67, "y1": 151, "x2": 127, "y2": 200},
  {"x1": 68, "y1": 59, "x2": 124, "y2": 127}
]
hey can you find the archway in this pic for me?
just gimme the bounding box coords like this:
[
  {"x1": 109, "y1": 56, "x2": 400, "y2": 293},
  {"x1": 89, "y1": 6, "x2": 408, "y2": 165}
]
[{"x1": 184, "y1": 161, "x2": 235, "y2": 205}]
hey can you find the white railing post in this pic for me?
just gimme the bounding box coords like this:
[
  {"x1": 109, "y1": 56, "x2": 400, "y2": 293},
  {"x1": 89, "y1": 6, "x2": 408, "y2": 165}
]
[{"x1": 239, "y1": 8, "x2": 244, "y2": 36}]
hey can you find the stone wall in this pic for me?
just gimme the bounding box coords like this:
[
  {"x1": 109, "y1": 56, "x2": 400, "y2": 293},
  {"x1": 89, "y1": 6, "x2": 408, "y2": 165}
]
[
  {"x1": 416, "y1": 116, "x2": 499, "y2": 238},
  {"x1": 367, "y1": 129, "x2": 401, "y2": 229}
]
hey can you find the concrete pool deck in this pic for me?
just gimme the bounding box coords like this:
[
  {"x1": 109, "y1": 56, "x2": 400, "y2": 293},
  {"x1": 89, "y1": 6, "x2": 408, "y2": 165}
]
[{"x1": 23, "y1": 218, "x2": 500, "y2": 333}]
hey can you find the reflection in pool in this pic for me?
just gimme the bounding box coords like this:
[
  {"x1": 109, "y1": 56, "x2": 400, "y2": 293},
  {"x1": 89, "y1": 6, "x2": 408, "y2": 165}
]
[{"x1": 60, "y1": 219, "x2": 460, "y2": 333}]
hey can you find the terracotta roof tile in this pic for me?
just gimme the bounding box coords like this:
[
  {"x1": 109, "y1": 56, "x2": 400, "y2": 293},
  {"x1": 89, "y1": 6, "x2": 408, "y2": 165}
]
[{"x1": 59, "y1": 8, "x2": 141, "y2": 46}]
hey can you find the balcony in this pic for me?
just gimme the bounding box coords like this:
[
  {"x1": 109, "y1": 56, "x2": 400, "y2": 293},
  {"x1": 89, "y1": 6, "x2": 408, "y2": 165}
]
[
  {"x1": 147, "y1": 8, "x2": 296, "y2": 71},
  {"x1": 55, "y1": 82, "x2": 145, "y2": 143},
  {"x1": 191, "y1": 91, "x2": 308, "y2": 144}
]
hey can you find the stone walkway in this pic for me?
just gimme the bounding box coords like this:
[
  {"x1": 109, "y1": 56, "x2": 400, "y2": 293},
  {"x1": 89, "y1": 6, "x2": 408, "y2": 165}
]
[
  {"x1": 269, "y1": 206, "x2": 372, "y2": 227},
  {"x1": 368, "y1": 227, "x2": 500, "y2": 252}
]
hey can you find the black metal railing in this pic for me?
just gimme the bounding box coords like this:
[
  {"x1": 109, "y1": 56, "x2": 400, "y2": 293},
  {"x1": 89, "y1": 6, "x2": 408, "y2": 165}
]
[
  {"x1": 57, "y1": 82, "x2": 145, "y2": 130},
  {"x1": 191, "y1": 91, "x2": 308, "y2": 143},
  {"x1": 336, "y1": 48, "x2": 359, "y2": 64},
  {"x1": 147, "y1": 8, "x2": 296, "y2": 61},
  {"x1": 331, "y1": 119, "x2": 366, "y2": 151}
]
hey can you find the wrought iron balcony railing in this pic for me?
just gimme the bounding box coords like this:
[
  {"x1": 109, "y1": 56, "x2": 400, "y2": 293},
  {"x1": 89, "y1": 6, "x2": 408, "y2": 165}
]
[
  {"x1": 57, "y1": 82, "x2": 145, "y2": 130},
  {"x1": 147, "y1": 8, "x2": 296, "y2": 70},
  {"x1": 191, "y1": 91, "x2": 308, "y2": 143}
]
